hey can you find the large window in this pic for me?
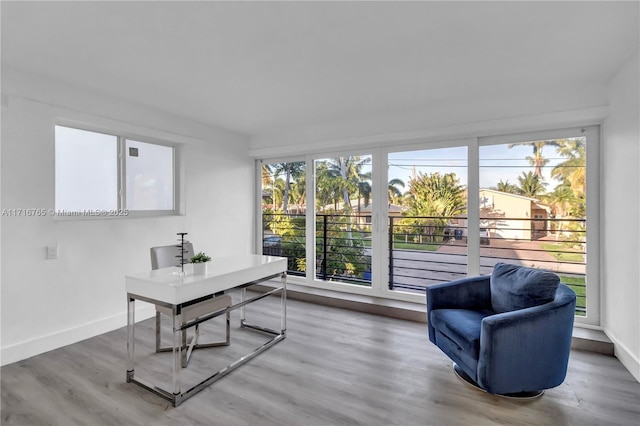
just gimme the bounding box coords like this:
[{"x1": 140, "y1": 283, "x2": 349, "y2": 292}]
[
  {"x1": 260, "y1": 160, "x2": 307, "y2": 275},
  {"x1": 314, "y1": 155, "x2": 373, "y2": 286},
  {"x1": 257, "y1": 126, "x2": 598, "y2": 322},
  {"x1": 387, "y1": 146, "x2": 468, "y2": 293},
  {"x1": 55, "y1": 125, "x2": 175, "y2": 216},
  {"x1": 479, "y1": 134, "x2": 590, "y2": 317}
]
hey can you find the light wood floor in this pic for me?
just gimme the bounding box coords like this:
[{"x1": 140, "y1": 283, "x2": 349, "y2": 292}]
[{"x1": 2, "y1": 291, "x2": 639, "y2": 426}]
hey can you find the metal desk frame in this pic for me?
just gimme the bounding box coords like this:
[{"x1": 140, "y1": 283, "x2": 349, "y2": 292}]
[{"x1": 126, "y1": 272, "x2": 286, "y2": 407}]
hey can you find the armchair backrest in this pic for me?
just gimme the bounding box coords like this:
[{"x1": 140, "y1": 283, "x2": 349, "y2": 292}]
[{"x1": 490, "y1": 262, "x2": 560, "y2": 313}]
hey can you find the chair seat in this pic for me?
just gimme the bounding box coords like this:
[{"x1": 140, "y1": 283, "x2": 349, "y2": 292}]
[
  {"x1": 430, "y1": 308, "x2": 494, "y2": 359},
  {"x1": 156, "y1": 294, "x2": 232, "y2": 323}
]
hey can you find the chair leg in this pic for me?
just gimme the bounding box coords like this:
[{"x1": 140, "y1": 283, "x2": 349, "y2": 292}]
[
  {"x1": 182, "y1": 323, "x2": 201, "y2": 368},
  {"x1": 156, "y1": 307, "x2": 232, "y2": 366},
  {"x1": 155, "y1": 311, "x2": 162, "y2": 353},
  {"x1": 225, "y1": 311, "x2": 231, "y2": 345}
]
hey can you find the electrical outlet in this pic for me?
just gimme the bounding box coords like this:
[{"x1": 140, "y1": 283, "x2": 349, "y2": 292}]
[{"x1": 46, "y1": 245, "x2": 58, "y2": 260}]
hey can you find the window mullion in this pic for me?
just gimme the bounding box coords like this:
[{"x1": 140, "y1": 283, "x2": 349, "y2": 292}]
[
  {"x1": 118, "y1": 136, "x2": 125, "y2": 210},
  {"x1": 371, "y1": 147, "x2": 387, "y2": 296},
  {"x1": 467, "y1": 138, "x2": 480, "y2": 276},
  {"x1": 305, "y1": 155, "x2": 315, "y2": 283}
]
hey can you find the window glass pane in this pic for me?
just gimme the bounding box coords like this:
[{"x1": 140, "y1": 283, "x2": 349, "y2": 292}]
[
  {"x1": 479, "y1": 138, "x2": 587, "y2": 316},
  {"x1": 261, "y1": 161, "x2": 307, "y2": 276},
  {"x1": 388, "y1": 146, "x2": 468, "y2": 293},
  {"x1": 314, "y1": 155, "x2": 372, "y2": 287},
  {"x1": 55, "y1": 125, "x2": 118, "y2": 211},
  {"x1": 125, "y1": 140, "x2": 174, "y2": 210}
]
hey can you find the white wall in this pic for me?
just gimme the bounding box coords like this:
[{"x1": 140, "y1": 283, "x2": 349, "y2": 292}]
[
  {"x1": 250, "y1": 84, "x2": 609, "y2": 156},
  {"x1": 602, "y1": 52, "x2": 640, "y2": 381},
  {"x1": 0, "y1": 71, "x2": 254, "y2": 365}
]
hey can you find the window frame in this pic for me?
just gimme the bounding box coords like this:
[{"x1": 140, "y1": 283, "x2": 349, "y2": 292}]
[
  {"x1": 256, "y1": 126, "x2": 600, "y2": 325},
  {"x1": 54, "y1": 124, "x2": 179, "y2": 219},
  {"x1": 479, "y1": 126, "x2": 600, "y2": 326}
]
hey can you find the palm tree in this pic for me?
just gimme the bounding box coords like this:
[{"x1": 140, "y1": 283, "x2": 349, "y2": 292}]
[
  {"x1": 509, "y1": 140, "x2": 559, "y2": 177},
  {"x1": 542, "y1": 184, "x2": 577, "y2": 239},
  {"x1": 403, "y1": 172, "x2": 466, "y2": 243},
  {"x1": 552, "y1": 138, "x2": 586, "y2": 197},
  {"x1": 322, "y1": 156, "x2": 372, "y2": 244},
  {"x1": 388, "y1": 178, "x2": 405, "y2": 204},
  {"x1": 516, "y1": 171, "x2": 547, "y2": 198},
  {"x1": 260, "y1": 163, "x2": 274, "y2": 208},
  {"x1": 495, "y1": 179, "x2": 518, "y2": 194},
  {"x1": 289, "y1": 174, "x2": 307, "y2": 213},
  {"x1": 261, "y1": 163, "x2": 273, "y2": 188},
  {"x1": 543, "y1": 184, "x2": 574, "y2": 215},
  {"x1": 272, "y1": 162, "x2": 305, "y2": 213},
  {"x1": 315, "y1": 161, "x2": 341, "y2": 212},
  {"x1": 270, "y1": 178, "x2": 286, "y2": 210},
  {"x1": 326, "y1": 157, "x2": 371, "y2": 211},
  {"x1": 405, "y1": 172, "x2": 466, "y2": 217},
  {"x1": 358, "y1": 174, "x2": 372, "y2": 212}
]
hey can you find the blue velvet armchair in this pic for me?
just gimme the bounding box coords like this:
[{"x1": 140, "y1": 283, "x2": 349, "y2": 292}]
[{"x1": 426, "y1": 263, "x2": 577, "y2": 397}]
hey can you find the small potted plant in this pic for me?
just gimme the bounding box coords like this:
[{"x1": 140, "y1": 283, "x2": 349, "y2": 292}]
[{"x1": 190, "y1": 251, "x2": 211, "y2": 275}]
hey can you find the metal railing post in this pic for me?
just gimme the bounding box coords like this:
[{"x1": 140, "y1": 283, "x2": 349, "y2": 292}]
[
  {"x1": 389, "y1": 216, "x2": 394, "y2": 290},
  {"x1": 322, "y1": 214, "x2": 328, "y2": 281}
]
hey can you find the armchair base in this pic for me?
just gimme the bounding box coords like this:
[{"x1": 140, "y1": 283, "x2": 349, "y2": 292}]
[{"x1": 452, "y1": 364, "x2": 544, "y2": 400}]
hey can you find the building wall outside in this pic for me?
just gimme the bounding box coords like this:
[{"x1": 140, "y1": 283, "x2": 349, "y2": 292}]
[{"x1": 480, "y1": 190, "x2": 535, "y2": 240}]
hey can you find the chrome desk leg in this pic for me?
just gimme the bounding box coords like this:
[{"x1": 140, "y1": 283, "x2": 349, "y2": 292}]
[
  {"x1": 240, "y1": 287, "x2": 246, "y2": 327},
  {"x1": 172, "y1": 306, "x2": 181, "y2": 396},
  {"x1": 126, "y1": 296, "x2": 135, "y2": 382},
  {"x1": 281, "y1": 272, "x2": 287, "y2": 336}
]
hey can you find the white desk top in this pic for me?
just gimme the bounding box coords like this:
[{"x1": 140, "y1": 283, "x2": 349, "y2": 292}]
[{"x1": 126, "y1": 254, "x2": 287, "y2": 305}]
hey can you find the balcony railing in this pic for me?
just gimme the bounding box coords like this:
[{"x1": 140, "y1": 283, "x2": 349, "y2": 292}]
[{"x1": 262, "y1": 213, "x2": 586, "y2": 315}]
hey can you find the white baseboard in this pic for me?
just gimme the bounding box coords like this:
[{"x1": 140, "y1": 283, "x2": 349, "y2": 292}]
[
  {"x1": 607, "y1": 332, "x2": 640, "y2": 382},
  {"x1": 1, "y1": 305, "x2": 155, "y2": 367}
]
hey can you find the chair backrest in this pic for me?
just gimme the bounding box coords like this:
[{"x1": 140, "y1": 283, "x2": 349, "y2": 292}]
[{"x1": 150, "y1": 243, "x2": 195, "y2": 270}]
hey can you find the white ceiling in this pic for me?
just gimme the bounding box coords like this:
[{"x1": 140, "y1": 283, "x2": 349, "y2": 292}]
[{"x1": 2, "y1": 1, "x2": 638, "y2": 137}]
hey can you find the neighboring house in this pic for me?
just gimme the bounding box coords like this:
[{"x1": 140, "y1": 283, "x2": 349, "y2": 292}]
[
  {"x1": 478, "y1": 189, "x2": 550, "y2": 240},
  {"x1": 318, "y1": 200, "x2": 408, "y2": 226},
  {"x1": 358, "y1": 202, "x2": 407, "y2": 225}
]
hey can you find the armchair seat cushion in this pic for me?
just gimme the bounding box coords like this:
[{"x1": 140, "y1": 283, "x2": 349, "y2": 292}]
[
  {"x1": 491, "y1": 262, "x2": 560, "y2": 313},
  {"x1": 430, "y1": 308, "x2": 494, "y2": 359}
]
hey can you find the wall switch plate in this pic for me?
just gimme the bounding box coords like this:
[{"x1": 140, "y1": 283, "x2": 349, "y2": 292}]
[{"x1": 46, "y1": 245, "x2": 58, "y2": 260}]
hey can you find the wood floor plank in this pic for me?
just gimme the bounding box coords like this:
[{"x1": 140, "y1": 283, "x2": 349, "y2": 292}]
[{"x1": 2, "y1": 292, "x2": 639, "y2": 426}]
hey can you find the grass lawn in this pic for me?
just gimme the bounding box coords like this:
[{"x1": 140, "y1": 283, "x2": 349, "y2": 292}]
[
  {"x1": 393, "y1": 242, "x2": 439, "y2": 251},
  {"x1": 541, "y1": 242, "x2": 584, "y2": 263},
  {"x1": 559, "y1": 274, "x2": 586, "y2": 316},
  {"x1": 392, "y1": 234, "x2": 439, "y2": 251}
]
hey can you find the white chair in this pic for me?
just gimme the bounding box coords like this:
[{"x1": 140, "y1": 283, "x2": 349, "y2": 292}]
[{"x1": 150, "y1": 244, "x2": 231, "y2": 367}]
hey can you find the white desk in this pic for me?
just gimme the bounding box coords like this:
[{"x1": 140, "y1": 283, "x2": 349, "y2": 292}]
[{"x1": 126, "y1": 254, "x2": 287, "y2": 406}]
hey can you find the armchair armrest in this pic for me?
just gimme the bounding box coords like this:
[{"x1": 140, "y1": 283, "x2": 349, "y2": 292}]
[
  {"x1": 426, "y1": 275, "x2": 492, "y2": 343},
  {"x1": 476, "y1": 284, "x2": 576, "y2": 394}
]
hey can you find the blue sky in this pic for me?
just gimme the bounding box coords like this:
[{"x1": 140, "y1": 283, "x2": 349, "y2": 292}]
[
  {"x1": 267, "y1": 140, "x2": 581, "y2": 195},
  {"x1": 388, "y1": 143, "x2": 569, "y2": 191}
]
